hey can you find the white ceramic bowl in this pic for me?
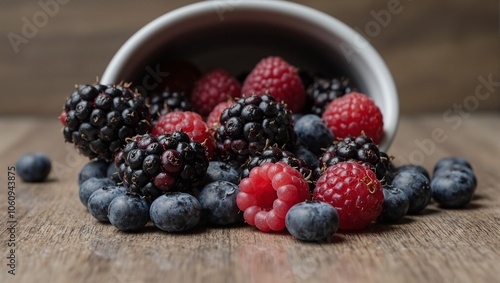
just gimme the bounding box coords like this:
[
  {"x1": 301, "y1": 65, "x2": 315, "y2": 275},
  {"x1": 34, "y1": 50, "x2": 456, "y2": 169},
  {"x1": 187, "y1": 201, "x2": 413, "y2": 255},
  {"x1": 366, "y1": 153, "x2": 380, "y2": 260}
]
[{"x1": 101, "y1": 0, "x2": 399, "y2": 151}]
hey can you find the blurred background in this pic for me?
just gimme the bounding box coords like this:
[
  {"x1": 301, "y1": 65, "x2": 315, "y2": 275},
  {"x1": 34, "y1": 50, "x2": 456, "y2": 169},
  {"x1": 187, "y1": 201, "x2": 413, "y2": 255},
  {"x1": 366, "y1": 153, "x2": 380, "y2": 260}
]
[{"x1": 1, "y1": 0, "x2": 498, "y2": 116}]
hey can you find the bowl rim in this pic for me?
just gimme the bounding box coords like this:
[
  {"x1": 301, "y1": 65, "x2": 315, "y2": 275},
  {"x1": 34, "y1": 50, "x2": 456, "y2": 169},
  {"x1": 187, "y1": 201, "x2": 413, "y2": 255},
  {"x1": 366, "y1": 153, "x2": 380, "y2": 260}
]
[{"x1": 101, "y1": 0, "x2": 399, "y2": 151}]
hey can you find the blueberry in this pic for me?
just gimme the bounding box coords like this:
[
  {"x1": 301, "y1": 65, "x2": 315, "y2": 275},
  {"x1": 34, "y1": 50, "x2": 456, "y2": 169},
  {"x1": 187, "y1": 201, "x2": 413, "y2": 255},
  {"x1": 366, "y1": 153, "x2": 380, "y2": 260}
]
[
  {"x1": 434, "y1": 157, "x2": 472, "y2": 173},
  {"x1": 150, "y1": 192, "x2": 201, "y2": 232},
  {"x1": 379, "y1": 185, "x2": 410, "y2": 223},
  {"x1": 87, "y1": 186, "x2": 126, "y2": 222},
  {"x1": 202, "y1": 161, "x2": 241, "y2": 185},
  {"x1": 292, "y1": 146, "x2": 320, "y2": 170},
  {"x1": 107, "y1": 162, "x2": 120, "y2": 183},
  {"x1": 434, "y1": 164, "x2": 477, "y2": 187},
  {"x1": 108, "y1": 194, "x2": 150, "y2": 231},
  {"x1": 294, "y1": 114, "x2": 334, "y2": 156},
  {"x1": 16, "y1": 152, "x2": 51, "y2": 182},
  {"x1": 397, "y1": 164, "x2": 430, "y2": 181},
  {"x1": 285, "y1": 201, "x2": 339, "y2": 242},
  {"x1": 392, "y1": 170, "x2": 431, "y2": 214},
  {"x1": 78, "y1": 160, "x2": 109, "y2": 185},
  {"x1": 431, "y1": 171, "x2": 476, "y2": 208},
  {"x1": 79, "y1": 177, "x2": 116, "y2": 207},
  {"x1": 198, "y1": 181, "x2": 242, "y2": 225}
]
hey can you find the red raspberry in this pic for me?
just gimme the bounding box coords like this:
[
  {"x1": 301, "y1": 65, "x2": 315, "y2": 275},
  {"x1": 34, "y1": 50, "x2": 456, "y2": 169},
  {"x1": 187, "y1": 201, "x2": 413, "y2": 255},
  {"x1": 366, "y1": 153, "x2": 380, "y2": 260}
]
[
  {"x1": 152, "y1": 111, "x2": 214, "y2": 159},
  {"x1": 156, "y1": 60, "x2": 201, "y2": 94},
  {"x1": 322, "y1": 92, "x2": 384, "y2": 144},
  {"x1": 190, "y1": 69, "x2": 241, "y2": 117},
  {"x1": 59, "y1": 110, "x2": 67, "y2": 126},
  {"x1": 237, "y1": 162, "x2": 311, "y2": 232},
  {"x1": 205, "y1": 101, "x2": 233, "y2": 130},
  {"x1": 313, "y1": 162, "x2": 383, "y2": 230},
  {"x1": 242, "y1": 56, "x2": 305, "y2": 113}
]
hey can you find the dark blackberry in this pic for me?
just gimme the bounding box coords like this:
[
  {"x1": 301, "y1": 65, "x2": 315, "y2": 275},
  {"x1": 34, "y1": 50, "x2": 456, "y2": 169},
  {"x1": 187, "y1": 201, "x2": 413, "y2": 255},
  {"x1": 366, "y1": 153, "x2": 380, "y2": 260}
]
[
  {"x1": 240, "y1": 146, "x2": 312, "y2": 183},
  {"x1": 62, "y1": 84, "x2": 152, "y2": 162},
  {"x1": 115, "y1": 132, "x2": 208, "y2": 202},
  {"x1": 307, "y1": 77, "x2": 353, "y2": 115},
  {"x1": 214, "y1": 94, "x2": 297, "y2": 164},
  {"x1": 146, "y1": 90, "x2": 191, "y2": 122},
  {"x1": 320, "y1": 135, "x2": 392, "y2": 183}
]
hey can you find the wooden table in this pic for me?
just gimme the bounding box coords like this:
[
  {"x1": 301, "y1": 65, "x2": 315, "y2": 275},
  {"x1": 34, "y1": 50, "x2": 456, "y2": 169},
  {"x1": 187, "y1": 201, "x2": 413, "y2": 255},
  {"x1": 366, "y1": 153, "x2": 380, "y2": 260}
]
[{"x1": 0, "y1": 114, "x2": 499, "y2": 283}]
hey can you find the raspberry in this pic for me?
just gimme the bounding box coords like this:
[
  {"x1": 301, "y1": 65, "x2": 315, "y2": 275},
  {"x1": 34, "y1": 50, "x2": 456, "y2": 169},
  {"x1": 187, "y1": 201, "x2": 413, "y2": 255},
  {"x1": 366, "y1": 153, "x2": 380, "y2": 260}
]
[
  {"x1": 190, "y1": 69, "x2": 241, "y2": 117},
  {"x1": 59, "y1": 110, "x2": 67, "y2": 126},
  {"x1": 242, "y1": 56, "x2": 305, "y2": 113},
  {"x1": 322, "y1": 92, "x2": 384, "y2": 144},
  {"x1": 313, "y1": 162, "x2": 383, "y2": 230},
  {"x1": 152, "y1": 111, "x2": 214, "y2": 159},
  {"x1": 206, "y1": 101, "x2": 233, "y2": 130},
  {"x1": 236, "y1": 162, "x2": 311, "y2": 232}
]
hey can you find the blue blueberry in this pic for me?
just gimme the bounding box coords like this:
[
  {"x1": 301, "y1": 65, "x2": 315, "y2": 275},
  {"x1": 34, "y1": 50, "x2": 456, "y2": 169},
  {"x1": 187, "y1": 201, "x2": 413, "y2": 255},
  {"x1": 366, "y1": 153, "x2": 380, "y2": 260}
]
[
  {"x1": 392, "y1": 170, "x2": 431, "y2": 214},
  {"x1": 78, "y1": 159, "x2": 109, "y2": 185},
  {"x1": 434, "y1": 164, "x2": 477, "y2": 187},
  {"x1": 285, "y1": 201, "x2": 339, "y2": 242},
  {"x1": 202, "y1": 161, "x2": 241, "y2": 186},
  {"x1": 79, "y1": 177, "x2": 116, "y2": 207},
  {"x1": 431, "y1": 170, "x2": 476, "y2": 208},
  {"x1": 294, "y1": 114, "x2": 334, "y2": 156},
  {"x1": 150, "y1": 192, "x2": 201, "y2": 232},
  {"x1": 292, "y1": 145, "x2": 320, "y2": 170},
  {"x1": 108, "y1": 194, "x2": 150, "y2": 231},
  {"x1": 198, "y1": 181, "x2": 242, "y2": 225},
  {"x1": 397, "y1": 164, "x2": 430, "y2": 181},
  {"x1": 16, "y1": 152, "x2": 51, "y2": 182},
  {"x1": 379, "y1": 185, "x2": 410, "y2": 223},
  {"x1": 87, "y1": 186, "x2": 126, "y2": 222},
  {"x1": 434, "y1": 157, "x2": 472, "y2": 173},
  {"x1": 107, "y1": 163, "x2": 121, "y2": 183}
]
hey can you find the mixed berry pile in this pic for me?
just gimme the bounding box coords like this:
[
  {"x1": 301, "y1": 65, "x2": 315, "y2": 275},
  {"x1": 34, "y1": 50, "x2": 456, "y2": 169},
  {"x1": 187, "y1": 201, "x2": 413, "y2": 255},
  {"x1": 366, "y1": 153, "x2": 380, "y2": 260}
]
[{"x1": 50, "y1": 56, "x2": 478, "y2": 242}]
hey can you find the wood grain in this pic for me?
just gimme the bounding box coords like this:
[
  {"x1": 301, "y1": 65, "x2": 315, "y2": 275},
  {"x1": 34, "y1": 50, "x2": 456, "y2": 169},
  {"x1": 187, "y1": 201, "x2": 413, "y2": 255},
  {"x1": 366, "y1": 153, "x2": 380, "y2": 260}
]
[
  {"x1": 1, "y1": 0, "x2": 498, "y2": 116},
  {"x1": 0, "y1": 114, "x2": 499, "y2": 283}
]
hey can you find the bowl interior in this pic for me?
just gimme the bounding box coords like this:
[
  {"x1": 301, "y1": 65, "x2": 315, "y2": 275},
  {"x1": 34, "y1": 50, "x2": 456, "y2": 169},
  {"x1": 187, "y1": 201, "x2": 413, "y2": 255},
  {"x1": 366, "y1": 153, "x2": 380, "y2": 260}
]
[{"x1": 101, "y1": 1, "x2": 398, "y2": 151}]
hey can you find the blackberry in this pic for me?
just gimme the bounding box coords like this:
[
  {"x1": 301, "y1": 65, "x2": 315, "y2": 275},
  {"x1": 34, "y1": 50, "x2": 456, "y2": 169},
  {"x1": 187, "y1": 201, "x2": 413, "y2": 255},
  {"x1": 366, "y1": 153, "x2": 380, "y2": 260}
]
[
  {"x1": 146, "y1": 90, "x2": 191, "y2": 122},
  {"x1": 214, "y1": 94, "x2": 297, "y2": 164},
  {"x1": 320, "y1": 135, "x2": 392, "y2": 183},
  {"x1": 240, "y1": 146, "x2": 312, "y2": 182},
  {"x1": 307, "y1": 77, "x2": 353, "y2": 115},
  {"x1": 115, "y1": 132, "x2": 209, "y2": 202},
  {"x1": 62, "y1": 84, "x2": 152, "y2": 162}
]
